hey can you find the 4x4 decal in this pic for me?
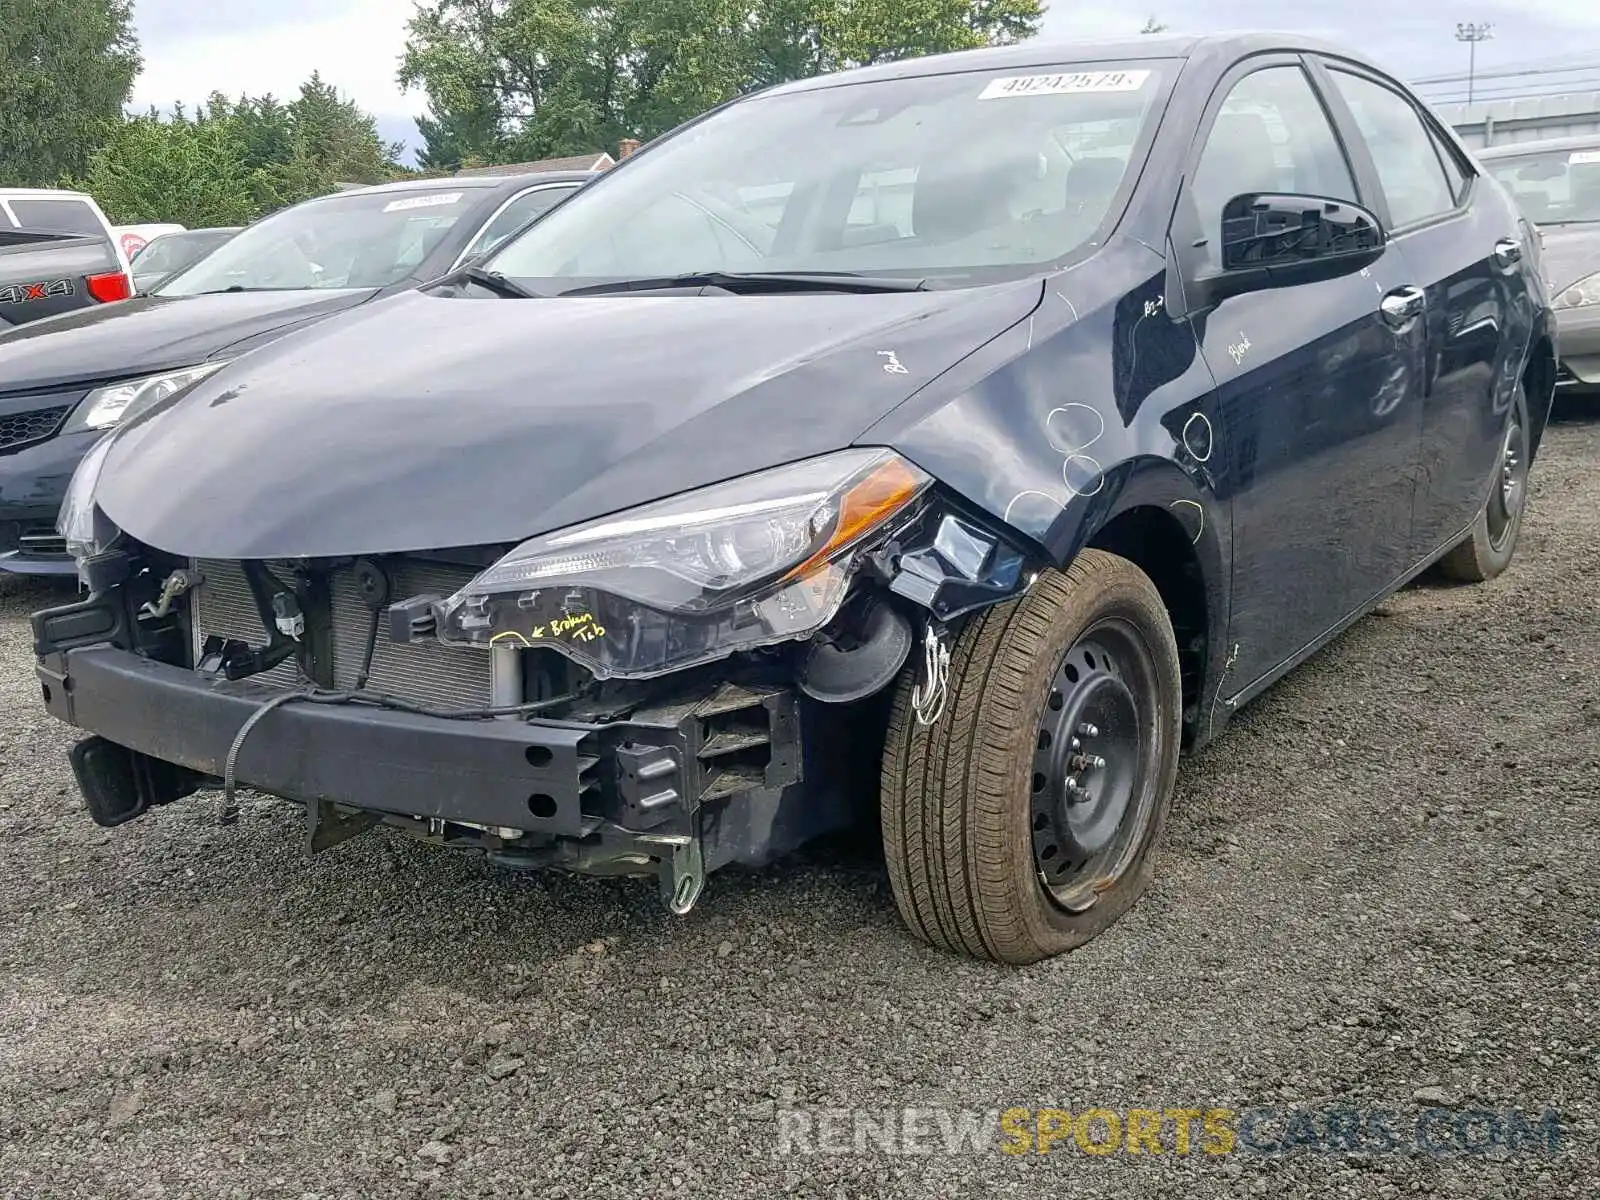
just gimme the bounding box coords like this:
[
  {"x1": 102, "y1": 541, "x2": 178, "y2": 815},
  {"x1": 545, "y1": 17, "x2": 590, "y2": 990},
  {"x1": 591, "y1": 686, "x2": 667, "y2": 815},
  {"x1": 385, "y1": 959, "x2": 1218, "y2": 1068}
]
[{"x1": 0, "y1": 279, "x2": 74, "y2": 305}]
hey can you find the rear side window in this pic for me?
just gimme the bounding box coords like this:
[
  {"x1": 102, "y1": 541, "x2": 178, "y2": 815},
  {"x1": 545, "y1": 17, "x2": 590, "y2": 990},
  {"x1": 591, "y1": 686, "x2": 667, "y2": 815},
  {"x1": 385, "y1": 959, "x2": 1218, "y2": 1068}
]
[
  {"x1": 1191, "y1": 66, "x2": 1359, "y2": 268},
  {"x1": 465, "y1": 185, "x2": 576, "y2": 259},
  {"x1": 1329, "y1": 71, "x2": 1457, "y2": 228},
  {"x1": 9, "y1": 197, "x2": 104, "y2": 237}
]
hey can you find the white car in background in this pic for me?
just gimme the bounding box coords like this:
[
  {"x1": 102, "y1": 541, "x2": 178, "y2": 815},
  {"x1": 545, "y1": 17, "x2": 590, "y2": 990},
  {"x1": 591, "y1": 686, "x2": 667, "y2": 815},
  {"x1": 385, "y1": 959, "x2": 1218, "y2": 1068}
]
[{"x1": 113, "y1": 223, "x2": 186, "y2": 263}]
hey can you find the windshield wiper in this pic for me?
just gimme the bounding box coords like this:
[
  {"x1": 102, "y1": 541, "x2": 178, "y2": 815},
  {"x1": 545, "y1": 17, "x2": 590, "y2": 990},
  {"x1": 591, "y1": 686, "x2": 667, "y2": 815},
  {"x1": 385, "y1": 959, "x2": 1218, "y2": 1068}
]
[
  {"x1": 183, "y1": 285, "x2": 314, "y2": 295},
  {"x1": 558, "y1": 270, "x2": 930, "y2": 297},
  {"x1": 454, "y1": 264, "x2": 544, "y2": 299}
]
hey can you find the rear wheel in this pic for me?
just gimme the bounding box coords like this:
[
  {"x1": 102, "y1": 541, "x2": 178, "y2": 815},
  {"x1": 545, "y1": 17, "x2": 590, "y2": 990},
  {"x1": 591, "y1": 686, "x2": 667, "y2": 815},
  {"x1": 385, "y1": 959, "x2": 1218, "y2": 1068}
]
[
  {"x1": 1438, "y1": 387, "x2": 1530, "y2": 583},
  {"x1": 880, "y1": 550, "x2": 1182, "y2": 965}
]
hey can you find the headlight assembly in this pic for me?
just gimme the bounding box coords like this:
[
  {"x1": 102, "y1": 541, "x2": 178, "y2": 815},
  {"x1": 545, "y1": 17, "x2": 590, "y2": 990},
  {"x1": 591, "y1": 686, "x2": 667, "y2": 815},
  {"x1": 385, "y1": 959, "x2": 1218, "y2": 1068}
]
[
  {"x1": 1554, "y1": 271, "x2": 1600, "y2": 310},
  {"x1": 57, "y1": 433, "x2": 121, "y2": 563},
  {"x1": 437, "y1": 449, "x2": 932, "y2": 678},
  {"x1": 62, "y1": 361, "x2": 232, "y2": 433}
]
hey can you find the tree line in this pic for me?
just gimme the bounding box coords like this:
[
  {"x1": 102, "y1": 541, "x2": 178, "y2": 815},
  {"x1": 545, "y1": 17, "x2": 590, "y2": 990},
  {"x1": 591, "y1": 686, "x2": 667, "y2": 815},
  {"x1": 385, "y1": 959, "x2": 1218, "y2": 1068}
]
[{"x1": 1, "y1": 0, "x2": 1044, "y2": 228}]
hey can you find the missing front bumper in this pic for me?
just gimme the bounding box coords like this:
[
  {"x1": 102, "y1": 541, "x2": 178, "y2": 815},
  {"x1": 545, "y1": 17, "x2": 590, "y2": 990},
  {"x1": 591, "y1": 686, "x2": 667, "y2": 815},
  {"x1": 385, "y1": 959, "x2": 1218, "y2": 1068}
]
[{"x1": 35, "y1": 640, "x2": 820, "y2": 909}]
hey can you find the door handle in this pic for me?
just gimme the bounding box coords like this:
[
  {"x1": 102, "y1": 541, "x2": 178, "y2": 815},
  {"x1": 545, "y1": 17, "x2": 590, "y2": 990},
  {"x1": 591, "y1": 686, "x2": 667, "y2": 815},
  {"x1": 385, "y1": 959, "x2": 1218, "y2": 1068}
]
[
  {"x1": 1380, "y1": 285, "x2": 1425, "y2": 327},
  {"x1": 1493, "y1": 238, "x2": 1523, "y2": 269}
]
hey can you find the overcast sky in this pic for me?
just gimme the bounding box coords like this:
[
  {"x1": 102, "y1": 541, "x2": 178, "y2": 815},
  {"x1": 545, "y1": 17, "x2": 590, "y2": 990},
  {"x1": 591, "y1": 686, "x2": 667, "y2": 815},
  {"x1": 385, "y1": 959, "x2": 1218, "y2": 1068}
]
[{"x1": 129, "y1": 0, "x2": 1600, "y2": 163}]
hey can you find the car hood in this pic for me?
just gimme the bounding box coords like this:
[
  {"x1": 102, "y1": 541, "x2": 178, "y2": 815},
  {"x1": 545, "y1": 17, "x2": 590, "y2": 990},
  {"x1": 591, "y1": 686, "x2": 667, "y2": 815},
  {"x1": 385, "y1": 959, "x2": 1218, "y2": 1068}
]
[
  {"x1": 1534, "y1": 223, "x2": 1600, "y2": 293},
  {"x1": 0, "y1": 289, "x2": 375, "y2": 393},
  {"x1": 97, "y1": 283, "x2": 1041, "y2": 560}
]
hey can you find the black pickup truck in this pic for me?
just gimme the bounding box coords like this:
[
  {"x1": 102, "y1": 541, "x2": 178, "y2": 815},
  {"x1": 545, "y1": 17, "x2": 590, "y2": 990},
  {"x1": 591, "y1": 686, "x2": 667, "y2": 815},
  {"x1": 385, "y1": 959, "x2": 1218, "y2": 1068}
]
[{"x1": 0, "y1": 229, "x2": 131, "y2": 330}]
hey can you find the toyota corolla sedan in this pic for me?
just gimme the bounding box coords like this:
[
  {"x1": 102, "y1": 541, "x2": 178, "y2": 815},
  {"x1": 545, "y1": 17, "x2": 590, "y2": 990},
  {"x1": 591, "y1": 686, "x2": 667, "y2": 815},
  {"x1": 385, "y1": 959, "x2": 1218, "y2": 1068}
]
[{"x1": 34, "y1": 34, "x2": 1554, "y2": 964}]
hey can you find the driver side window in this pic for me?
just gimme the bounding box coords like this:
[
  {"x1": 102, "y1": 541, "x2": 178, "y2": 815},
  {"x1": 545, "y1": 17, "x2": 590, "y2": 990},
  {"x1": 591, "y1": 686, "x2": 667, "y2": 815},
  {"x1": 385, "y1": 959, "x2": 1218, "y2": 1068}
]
[{"x1": 1192, "y1": 66, "x2": 1359, "y2": 268}]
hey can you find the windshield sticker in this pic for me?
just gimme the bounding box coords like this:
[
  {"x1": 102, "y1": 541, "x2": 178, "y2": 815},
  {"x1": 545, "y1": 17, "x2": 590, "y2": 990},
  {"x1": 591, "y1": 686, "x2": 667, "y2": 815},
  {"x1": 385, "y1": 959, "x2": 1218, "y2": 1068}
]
[
  {"x1": 1568, "y1": 150, "x2": 1600, "y2": 164},
  {"x1": 980, "y1": 70, "x2": 1151, "y2": 100},
  {"x1": 382, "y1": 192, "x2": 464, "y2": 213}
]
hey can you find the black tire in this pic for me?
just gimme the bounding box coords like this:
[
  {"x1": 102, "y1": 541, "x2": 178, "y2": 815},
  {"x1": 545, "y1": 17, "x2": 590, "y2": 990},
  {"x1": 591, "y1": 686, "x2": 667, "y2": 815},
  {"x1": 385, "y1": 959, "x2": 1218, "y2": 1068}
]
[
  {"x1": 880, "y1": 549, "x2": 1182, "y2": 965},
  {"x1": 1438, "y1": 387, "x2": 1530, "y2": 583}
]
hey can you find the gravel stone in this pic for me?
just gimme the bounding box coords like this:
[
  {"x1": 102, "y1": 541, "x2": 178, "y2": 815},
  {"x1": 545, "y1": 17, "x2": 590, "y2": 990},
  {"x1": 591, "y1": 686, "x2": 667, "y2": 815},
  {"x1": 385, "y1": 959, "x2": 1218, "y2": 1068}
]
[{"x1": 0, "y1": 417, "x2": 1596, "y2": 1198}]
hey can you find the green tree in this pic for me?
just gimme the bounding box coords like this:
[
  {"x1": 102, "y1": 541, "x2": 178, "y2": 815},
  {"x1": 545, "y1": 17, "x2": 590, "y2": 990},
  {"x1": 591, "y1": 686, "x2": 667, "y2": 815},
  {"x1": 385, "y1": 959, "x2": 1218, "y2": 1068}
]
[
  {"x1": 72, "y1": 75, "x2": 402, "y2": 227},
  {"x1": 0, "y1": 0, "x2": 140, "y2": 185},
  {"x1": 71, "y1": 113, "x2": 263, "y2": 227},
  {"x1": 415, "y1": 96, "x2": 503, "y2": 171},
  {"x1": 400, "y1": 0, "x2": 1043, "y2": 164},
  {"x1": 290, "y1": 71, "x2": 404, "y2": 184}
]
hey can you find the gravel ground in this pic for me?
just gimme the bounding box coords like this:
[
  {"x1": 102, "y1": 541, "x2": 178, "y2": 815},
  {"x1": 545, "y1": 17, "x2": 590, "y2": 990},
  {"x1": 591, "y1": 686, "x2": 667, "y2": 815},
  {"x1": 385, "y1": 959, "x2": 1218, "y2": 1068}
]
[{"x1": 0, "y1": 417, "x2": 1595, "y2": 1200}]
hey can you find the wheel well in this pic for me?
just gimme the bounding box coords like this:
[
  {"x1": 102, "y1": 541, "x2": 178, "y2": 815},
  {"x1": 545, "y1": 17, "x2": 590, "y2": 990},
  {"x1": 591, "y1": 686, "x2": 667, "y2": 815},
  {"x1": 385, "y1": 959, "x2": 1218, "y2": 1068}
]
[
  {"x1": 1524, "y1": 336, "x2": 1555, "y2": 456},
  {"x1": 1088, "y1": 506, "x2": 1209, "y2": 741}
]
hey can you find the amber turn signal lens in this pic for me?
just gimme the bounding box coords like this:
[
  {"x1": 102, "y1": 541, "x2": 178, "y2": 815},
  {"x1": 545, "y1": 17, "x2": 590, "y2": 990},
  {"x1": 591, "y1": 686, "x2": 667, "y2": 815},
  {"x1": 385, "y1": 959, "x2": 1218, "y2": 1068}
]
[{"x1": 785, "y1": 454, "x2": 928, "y2": 580}]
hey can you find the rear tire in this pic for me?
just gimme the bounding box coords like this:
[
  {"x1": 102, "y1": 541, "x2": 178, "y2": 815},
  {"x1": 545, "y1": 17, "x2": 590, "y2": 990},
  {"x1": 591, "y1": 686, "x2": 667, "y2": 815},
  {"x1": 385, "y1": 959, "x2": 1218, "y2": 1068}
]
[
  {"x1": 880, "y1": 549, "x2": 1182, "y2": 965},
  {"x1": 1438, "y1": 387, "x2": 1530, "y2": 583}
]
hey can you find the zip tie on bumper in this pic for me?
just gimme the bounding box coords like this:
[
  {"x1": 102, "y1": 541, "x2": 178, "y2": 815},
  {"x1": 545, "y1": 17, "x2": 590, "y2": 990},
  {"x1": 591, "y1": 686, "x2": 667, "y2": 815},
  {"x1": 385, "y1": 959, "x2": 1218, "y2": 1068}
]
[
  {"x1": 212, "y1": 683, "x2": 586, "y2": 824},
  {"x1": 219, "y1": 688, "x2": 316, "y2": 825}
]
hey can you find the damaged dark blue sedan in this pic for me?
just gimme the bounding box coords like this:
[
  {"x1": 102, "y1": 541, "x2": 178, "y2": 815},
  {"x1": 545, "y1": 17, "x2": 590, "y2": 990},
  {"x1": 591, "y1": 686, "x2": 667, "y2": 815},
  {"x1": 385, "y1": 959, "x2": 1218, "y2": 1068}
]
[{"x1": 34, "y1": 34, "x2": 1555, "y2": 963}]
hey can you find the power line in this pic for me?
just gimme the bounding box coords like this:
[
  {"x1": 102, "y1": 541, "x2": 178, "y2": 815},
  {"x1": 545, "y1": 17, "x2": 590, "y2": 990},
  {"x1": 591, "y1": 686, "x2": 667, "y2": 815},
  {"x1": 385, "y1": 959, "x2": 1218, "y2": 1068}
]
[
  {"x1": 1423, "y1": 81, "x2": 1600, "y2": 105},
  {"x1": 1418, "y1": 71, "x2": 1600, "y2": 97},
  {"x1": 1412, "y1": 47, "x2": 1600, "y2": 84},
  {"x1": 1414, "y1": 61, "x2": 1600, "y2": 90}
]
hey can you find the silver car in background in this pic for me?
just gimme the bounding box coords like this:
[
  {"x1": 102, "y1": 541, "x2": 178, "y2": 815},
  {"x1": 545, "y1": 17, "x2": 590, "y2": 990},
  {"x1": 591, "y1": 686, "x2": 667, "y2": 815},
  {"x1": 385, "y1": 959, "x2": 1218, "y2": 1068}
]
[{"x1": 1482, "y1": 135, "x2": 1600, "y2": 398}]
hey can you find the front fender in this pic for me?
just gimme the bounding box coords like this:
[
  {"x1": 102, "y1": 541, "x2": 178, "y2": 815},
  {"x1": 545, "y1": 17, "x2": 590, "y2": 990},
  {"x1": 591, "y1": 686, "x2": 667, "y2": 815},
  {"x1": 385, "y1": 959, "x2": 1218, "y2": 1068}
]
[{"x1": 867, "y1": 239, "x2": 1234, "y2": 741}]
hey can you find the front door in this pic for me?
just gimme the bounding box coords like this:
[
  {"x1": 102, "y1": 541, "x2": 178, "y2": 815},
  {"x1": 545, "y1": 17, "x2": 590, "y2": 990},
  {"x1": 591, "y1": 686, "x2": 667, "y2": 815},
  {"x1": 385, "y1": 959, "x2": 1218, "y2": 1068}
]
[{"x1": 1175, "y1": 59, "x2": 1426, "y2": 690}]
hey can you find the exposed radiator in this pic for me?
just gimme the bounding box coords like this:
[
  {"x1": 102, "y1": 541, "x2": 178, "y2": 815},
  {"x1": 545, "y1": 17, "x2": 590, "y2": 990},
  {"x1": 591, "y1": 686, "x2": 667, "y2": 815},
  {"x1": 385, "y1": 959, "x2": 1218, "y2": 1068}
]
[{"x1": 189, "y1": 558, "x2": 491, "y2": 710}]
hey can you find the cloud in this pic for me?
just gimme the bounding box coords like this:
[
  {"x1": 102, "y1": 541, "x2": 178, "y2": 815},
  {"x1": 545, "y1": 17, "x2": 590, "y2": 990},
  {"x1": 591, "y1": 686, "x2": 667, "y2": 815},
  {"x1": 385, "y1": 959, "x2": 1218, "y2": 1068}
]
[{"x1": 1038, "y1": 0, "x2": 1600, "y2": 87}]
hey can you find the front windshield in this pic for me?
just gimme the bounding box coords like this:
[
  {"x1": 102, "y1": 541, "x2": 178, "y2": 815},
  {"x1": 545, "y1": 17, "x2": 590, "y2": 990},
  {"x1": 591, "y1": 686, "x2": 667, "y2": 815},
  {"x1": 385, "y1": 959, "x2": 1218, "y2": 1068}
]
[
  {"x1": 486, "y1": 62, "x2": 1171, "y2": 287},
  {"x1": 1486, "y1": 146, "x2": 1600, "y2": 224},
  {"x1": 157, "y1": 188, "x2": 475, "y2": 295}
]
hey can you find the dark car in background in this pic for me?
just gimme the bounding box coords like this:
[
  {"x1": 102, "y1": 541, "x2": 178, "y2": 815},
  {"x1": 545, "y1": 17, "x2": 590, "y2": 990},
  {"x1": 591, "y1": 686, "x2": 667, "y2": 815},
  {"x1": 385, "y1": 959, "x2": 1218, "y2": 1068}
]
[
  {"x1": 35, "y1": 35, "x2": 1553, "y2": 964},
  {"x1": 130, "y1": 227, "x2": 242, "y2": 294},
  {"x1": 0, "y1": 171, "x2": 588, "y2": 575},
  {"x1": 1481, "y1": 135, "x2": 1600, "y2": 398}
]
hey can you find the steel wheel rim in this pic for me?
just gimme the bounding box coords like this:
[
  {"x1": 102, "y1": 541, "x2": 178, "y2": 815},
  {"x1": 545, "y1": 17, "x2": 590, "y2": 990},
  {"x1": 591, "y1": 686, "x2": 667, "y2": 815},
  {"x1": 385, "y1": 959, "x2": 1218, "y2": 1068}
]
[
  {"x1": 1029, "y1": 617, "x2": 1156, "y2": 913},
  {"x1": 1487, "y1": 415, "x2": 1526, "y2": 551}
]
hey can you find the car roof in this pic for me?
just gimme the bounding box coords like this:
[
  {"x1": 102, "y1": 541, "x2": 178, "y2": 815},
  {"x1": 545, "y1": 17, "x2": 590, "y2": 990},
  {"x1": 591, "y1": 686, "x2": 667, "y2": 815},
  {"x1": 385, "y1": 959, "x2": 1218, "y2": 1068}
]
[
  {"x1": 333, "y1": 171, "x2": 594, "y2": 199},
  {"x1": 150, "y1": 227, "x2": 241, "y2": 239},
  {"x1": 0, "y1": 187, "x2": 95, "y2": 200},
  {"x1": 1478, "y1": 135, "x2": 1600, "y2": 159},
  {"x1": 766, "y1": 31, "x2": 1387, "y2": 94}
]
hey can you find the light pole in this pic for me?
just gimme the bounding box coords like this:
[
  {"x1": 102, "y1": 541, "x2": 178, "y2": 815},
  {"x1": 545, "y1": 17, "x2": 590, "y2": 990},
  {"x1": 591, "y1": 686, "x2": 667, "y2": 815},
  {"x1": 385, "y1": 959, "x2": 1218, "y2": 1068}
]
[{"x1": 1455, "y1": 22, "x2": 1494, "y2": 105}]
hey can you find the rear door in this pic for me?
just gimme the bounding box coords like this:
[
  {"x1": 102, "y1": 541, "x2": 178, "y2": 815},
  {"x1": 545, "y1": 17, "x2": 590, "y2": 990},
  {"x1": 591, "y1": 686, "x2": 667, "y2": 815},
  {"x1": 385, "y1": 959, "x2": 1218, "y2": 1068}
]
[
  {"x1": 1318, "y1": 63, "x2": 1522, "y2": 560},
  {"x1": 1173, "y1": 56, "x2": 1426, "y2": 689}
]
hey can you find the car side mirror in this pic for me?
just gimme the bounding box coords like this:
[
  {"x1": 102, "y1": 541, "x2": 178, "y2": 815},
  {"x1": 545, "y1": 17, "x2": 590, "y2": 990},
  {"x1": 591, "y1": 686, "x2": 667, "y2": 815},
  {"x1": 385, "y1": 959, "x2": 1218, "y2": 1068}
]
[{"x1": 1198, "y1": 193, "x2": 1386, "y2": 305}]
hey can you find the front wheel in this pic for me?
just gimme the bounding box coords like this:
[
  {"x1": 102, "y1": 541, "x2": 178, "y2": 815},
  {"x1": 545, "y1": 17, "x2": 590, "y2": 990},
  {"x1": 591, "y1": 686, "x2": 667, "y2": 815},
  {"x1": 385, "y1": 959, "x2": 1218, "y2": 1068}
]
[
  {"x1": 1438, "y1": 387, "x2": 1530, "y2": 583},
  {"x1": 880, "y1": 550, "x2": 1182, "y2": 965}
]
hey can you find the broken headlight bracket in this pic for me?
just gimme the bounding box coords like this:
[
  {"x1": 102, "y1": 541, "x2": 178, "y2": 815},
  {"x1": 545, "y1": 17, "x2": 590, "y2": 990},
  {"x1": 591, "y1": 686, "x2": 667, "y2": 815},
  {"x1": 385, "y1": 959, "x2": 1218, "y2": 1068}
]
[{"x1": 879, "y1": 506, "x2": 1031, "y2": 622}]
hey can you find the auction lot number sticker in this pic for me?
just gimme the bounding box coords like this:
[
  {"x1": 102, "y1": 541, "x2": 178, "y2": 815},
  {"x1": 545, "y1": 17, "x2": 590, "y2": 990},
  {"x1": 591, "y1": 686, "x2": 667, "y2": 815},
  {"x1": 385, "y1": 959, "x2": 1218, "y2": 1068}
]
[{"x1": 980, "y1": 70, "x2": 1151, "y2": 99}]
